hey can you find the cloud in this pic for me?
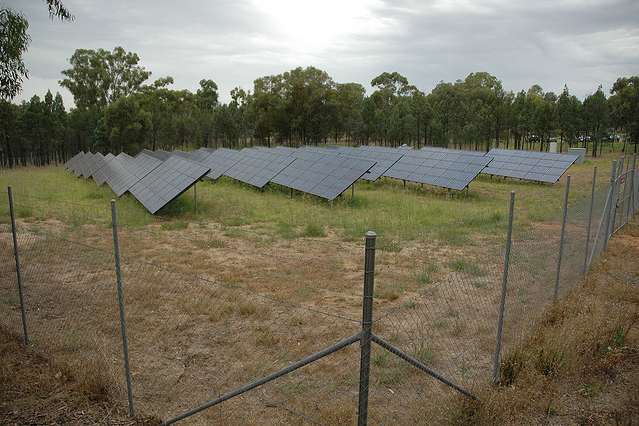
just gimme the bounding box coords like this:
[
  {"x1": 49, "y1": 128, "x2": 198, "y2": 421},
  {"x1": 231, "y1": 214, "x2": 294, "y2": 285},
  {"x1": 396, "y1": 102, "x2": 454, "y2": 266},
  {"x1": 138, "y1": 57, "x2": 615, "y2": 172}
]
[{"x1": 7, "y1": 0, "x2": 639, "y2": 108}]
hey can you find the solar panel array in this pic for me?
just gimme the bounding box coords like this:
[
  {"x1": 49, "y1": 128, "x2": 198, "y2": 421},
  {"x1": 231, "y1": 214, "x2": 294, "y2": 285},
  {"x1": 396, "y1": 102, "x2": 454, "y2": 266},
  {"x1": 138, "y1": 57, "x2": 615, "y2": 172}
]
[
  {"x1": 484, "y1": 149, "x2": 580, "y2": 183},
  {"x1": 198, "y1": 148, "x2": 243, "y2": 180},
  {"x1": 271, "y1": 153, "x2": 375, "y2": 200},
  {"x1": 384, "y1": 149, "x2": 492, "y2": 190},
  {"x1": 223, "y1": 148, "x2": 295, "y2": 188},
  {"x1": 64, "y1": 144, "x2": 578, "y2": 214},
  {"x1": 129, "y1": 156, "x2": 210, "y2": 214}
]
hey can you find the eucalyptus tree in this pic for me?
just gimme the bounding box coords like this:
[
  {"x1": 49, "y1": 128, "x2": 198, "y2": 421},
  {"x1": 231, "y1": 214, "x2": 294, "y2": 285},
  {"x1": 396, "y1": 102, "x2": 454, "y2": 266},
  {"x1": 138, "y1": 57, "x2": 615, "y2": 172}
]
[
  {"x1": 609, "y1": 76, "x2": 639, "y2": 152},
  {"x1": 583, "y1": 86, "x2": 609, "y2": 157}
]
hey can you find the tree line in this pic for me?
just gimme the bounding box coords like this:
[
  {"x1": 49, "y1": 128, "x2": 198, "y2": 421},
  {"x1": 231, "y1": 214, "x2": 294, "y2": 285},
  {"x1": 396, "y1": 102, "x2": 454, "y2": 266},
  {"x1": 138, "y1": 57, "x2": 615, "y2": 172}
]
[{"x1": 1, "y1": 46, "x2": 638, "y2": 167}]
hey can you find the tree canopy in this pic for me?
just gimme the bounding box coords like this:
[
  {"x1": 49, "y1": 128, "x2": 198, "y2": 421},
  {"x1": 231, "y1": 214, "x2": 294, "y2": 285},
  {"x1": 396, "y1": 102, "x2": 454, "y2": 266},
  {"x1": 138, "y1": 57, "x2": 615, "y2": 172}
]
[{"x1": 1, "y1": 46, "x2": 637, "y2": 167}]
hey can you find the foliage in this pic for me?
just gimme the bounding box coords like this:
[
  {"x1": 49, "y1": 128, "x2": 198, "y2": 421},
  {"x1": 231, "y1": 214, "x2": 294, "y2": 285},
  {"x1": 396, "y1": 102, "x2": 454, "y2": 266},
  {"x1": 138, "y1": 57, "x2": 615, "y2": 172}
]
[
  {"x1": 0, "y1": 8, "x2": 30, "y2": 100},
  {"x1": 0, "y1": 1, "x2": 72, "y2": 100},
  {"x1": 2, "y1": 42, "x2": 636, "y2": 166}
]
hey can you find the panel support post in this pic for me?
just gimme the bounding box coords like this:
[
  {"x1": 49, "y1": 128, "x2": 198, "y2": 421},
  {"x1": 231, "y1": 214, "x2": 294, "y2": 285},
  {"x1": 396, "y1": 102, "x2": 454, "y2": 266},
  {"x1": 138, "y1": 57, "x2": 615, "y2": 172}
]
[
  {"x1": 357, "y1": 231, "x2": 376, "y2": 426},
  {"x1": 8, "y1": 187, "x2": 28, "y2": 345},
  {"x1": 583, "y1": 167, "x2": 597, "y2": 275},
  {"x1": 110, "y1": 200, "x2": 135, "y2": 417},
  {"x1": 492, "y1": 191, "x2": 515, "y2": 384},
  {"x1": 554, "y1": 175, "x2": 571, "y2": 301},
  {"x1": 604, "y1": 160, "x2": 618, "y2": 251}
]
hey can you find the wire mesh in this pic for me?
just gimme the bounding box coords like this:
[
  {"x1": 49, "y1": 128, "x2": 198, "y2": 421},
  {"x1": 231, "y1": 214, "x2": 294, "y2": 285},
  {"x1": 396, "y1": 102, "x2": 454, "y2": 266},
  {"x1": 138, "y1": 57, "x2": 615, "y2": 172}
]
[{"x1": 1, "y1": 156, "x2": 637, "y2": 425}]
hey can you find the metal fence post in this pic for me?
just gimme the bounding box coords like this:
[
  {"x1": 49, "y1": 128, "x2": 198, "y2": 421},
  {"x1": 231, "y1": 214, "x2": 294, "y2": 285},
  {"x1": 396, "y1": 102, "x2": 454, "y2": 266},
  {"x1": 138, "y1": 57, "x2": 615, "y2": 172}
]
[
  {"x1": 583, "y1": 168, "x2": 597, "y2": 275},
  {"x1": 603, "y1": 160, "x2": 617, "y2": 251},
  {"x1": 357, "y1": 231, "x2": 376, "y2": 426},
  {"x1": 492, "y1": 191, "x2": 515, "y2": 384},
  {"x1": 625, "y1": 154, "x2": 636, "y2": 222},
  {"x1": 111, "y1": 200, "x2": 135, "y2": 417},
  {"x1": 554, "y1": 175, "x2": 571, "y2": 301},
  {"x1": 7, "y1": 187, "x2": 29, "y2": 345}
]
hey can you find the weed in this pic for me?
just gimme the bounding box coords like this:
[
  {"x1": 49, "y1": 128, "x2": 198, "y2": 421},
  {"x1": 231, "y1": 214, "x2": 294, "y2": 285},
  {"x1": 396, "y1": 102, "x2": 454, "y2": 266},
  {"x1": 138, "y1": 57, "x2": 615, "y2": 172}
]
[
  {"x1": 449, "y1": 258, "x2": 484, "y2": 276},
  {"x1": 302, "y1": 223, "x2": 326, "y2": 237}
]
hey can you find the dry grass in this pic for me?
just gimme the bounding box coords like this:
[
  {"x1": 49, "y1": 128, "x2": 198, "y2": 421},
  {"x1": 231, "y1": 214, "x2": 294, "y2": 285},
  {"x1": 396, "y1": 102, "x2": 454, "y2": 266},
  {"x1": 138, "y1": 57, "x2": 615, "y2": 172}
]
[
  {"x1": 0, "y1": 329, "x2": 158, "y2": 425},
  {"x1": 451, "y1": 222, "x2": 639, "y2": 425}
]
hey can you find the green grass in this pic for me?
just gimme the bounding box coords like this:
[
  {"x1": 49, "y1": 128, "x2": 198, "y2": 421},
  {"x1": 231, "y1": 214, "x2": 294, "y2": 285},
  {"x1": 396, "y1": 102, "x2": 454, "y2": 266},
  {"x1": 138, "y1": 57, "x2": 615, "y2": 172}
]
[
  {"x1": 0, "y1": 154, "x2": 614, "y2": 244},
  {"x1": 448, "y1": 258, "x2": 484, "y2": 276},
  {"x1": 416, "y1": 262, "x2": 438, "y2": 285},
  {"x1": 301, "y1": 223, "x2": 326, "y2": 237}
]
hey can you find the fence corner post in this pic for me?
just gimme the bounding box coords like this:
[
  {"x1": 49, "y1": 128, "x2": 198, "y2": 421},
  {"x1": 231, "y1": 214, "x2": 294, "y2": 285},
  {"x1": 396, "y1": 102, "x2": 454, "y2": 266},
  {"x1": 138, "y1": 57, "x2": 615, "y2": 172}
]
[
  {"x1": 357, "y1": 230, "x2": 376, "y2": 426},
  {"x1": 7, "y1": 186, "x2": 29, "y2": 345},
  {"x1": 492, "y1": 191, "x2": 515, "y2": 384},
  {"x1": 111, "y1": 199, "x2": 135, "y2": 417},
  {"x1": 554, "y1": 175, "x2": 571, "y2": 301}
]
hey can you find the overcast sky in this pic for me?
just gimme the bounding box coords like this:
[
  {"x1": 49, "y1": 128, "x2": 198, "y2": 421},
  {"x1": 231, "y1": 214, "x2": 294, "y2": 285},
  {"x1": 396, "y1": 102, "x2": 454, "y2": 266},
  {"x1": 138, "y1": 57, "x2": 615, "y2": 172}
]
[{"x1": 8, "y1": 0, "x2": 639, "y2": 107}]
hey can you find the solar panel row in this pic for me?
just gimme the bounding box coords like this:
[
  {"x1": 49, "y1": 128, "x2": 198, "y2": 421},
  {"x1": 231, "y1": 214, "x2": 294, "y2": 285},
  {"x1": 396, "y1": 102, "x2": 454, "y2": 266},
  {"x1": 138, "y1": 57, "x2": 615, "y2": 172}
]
[
  {"x1": 483, "y1": 148, "x2": 580, "y2": 183},
  {"x1": 65, "y1": 145, "x2": 578, "y2": 213},
  {"x1": 385, "y1": 149, "x2": 492, "y2": 190}
]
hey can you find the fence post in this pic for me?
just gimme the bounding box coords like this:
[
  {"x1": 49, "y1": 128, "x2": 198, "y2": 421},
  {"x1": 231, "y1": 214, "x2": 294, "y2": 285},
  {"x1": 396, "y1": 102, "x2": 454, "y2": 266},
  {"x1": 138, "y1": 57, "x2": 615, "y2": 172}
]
[
  {"x1": 7, "y1": 187, "x2": 29, "y2": 345},
  {"x1": 625, "y1": 154, "x2": 636, "y2": 222},
  {"x1": 357, "y1": 231, "x2": 376, "y2": 426},
  {"x1": 492, "y1": 191, "x2": 515, "y2": 384},
  {"x1": 603, "y1": 160, "x2": 617, "y2": 251},
  {"x1": 583, "y1": 168, "x2": 597, "y2": 275},
  {"x1": 110, "y1": 200, "x2": 135, "y2": 417},
  {"x1": 554, "y1": 175, "x2": 571, "y2": 301}
]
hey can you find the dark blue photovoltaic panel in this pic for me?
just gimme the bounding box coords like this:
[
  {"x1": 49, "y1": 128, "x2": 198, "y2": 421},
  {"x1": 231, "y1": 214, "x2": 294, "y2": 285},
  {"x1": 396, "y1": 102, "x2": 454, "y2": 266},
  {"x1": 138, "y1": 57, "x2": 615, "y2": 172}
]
[
  {"x1": 64, "y1": 152, "x2": 83, "y2": 172},
  {"x1": 338, "y1": 146, "x2": 405, "y2": 181},
  {"x1": 483, "y1": 149, "x2": 580, "y2": 183},
  {"x1": 65, "y1": 151, "x2": 86, "y2": 175},
  {"x1": 272, "y1": 153, "x2": 375, "y2": 200},
  {"x1": 129, "y1": 156, "x2": 210, "y2": 214},
  {"x1": 271, "y1": 146, "x2": 298, "y2": 156},
  {"x1": 84, "y1": 152, "x2": 107, "y2": 178},
  {"x1": 384, "y1": 149, "x2": 491, "y2": 190},
  {"x1": 421, "y1": 146, "x2": 487, "y2": 157},
  {"x1": 92, "y1": 153, "x2": 116, "y2": 185},
  {"x1": 103, "y1": 153, "x2": 162, "y2": 197},
  {"x1": 141, "y1": 149, "x2": 172, "y2": 161},
  {"x1": 78, "y1": 152, "x2": 96, "y2": 178},
  {"x1": 198, "y1": 148, "x2": 243, "y2": 180},
  {"x1": 223, "y1": 148, "x2": 295, "y2": 188}
]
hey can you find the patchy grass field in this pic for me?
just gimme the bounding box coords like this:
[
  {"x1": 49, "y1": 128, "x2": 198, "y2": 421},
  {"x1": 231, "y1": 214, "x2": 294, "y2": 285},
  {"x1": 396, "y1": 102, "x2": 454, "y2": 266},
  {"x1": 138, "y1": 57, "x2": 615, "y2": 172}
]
[{"x1": 0, "y1": 152, "x2": 630, "y2": 424}]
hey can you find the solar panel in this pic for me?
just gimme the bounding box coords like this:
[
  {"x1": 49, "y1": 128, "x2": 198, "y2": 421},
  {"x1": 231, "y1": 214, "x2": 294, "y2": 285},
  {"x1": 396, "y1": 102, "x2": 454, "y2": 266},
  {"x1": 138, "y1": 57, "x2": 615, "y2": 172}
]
[
  {"x1": 65, "y1": 151, "x2": 83, "y2": 174},
  {"x1": 272, "y1": 146, "x2": 298, "y2": 156},
  {"x1": 384, "y1": 149, "x2": 491, "y2": 190},
  {"x1": 223, "y1": 148, "x2": 295, "y2": 188},
  {"x1": 104, "y1": 152, "x2": 163, "y2": 197},
  {"x1": 141, "y1": 149, "x2": 172, "y2": 161},
  {"x1": 342, "y1": 146, "x2": 404, "y2": 181},
  {"x1": 421, "y1": 146, "x2": 487, "y2": 157},
  {"x1": 84, "y1": 152, "x2": 106, "y2": 178},
  {"x1": 64, "y1": 152, "x2": 83, "y2": 171},
  {"x1": 272, "y1": 154, "x2": 375, "y2": 200},
  {"x1": 198, "y1": 148, "x2": 243, "y2": 180},
  {"x1": 92, "y1": 153, "x2": 116, "y2": 185},
  {"x1": 77, "y1": 152, "x2": 95, "y2": 177},
  {"x1": 483, "y1": 149, "x2": 580, "y2": 183},
  {"x1": 129, "y1": 156, "x2": 210, "y2": 214}
]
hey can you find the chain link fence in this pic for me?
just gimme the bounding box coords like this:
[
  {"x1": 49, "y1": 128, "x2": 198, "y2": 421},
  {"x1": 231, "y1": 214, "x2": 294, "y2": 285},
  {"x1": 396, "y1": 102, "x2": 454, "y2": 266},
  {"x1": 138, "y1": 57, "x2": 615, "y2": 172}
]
[{"x1": 1, "y1": 155, "x2": 637, "y2": 424}]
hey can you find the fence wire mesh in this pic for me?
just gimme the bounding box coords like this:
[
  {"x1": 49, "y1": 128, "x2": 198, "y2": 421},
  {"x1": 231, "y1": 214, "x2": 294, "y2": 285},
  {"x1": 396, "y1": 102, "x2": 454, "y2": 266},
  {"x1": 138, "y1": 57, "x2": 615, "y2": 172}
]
[{"x1": 1, "y1": 155, "x2": 637, "y2": 425}]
